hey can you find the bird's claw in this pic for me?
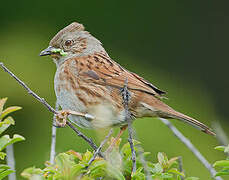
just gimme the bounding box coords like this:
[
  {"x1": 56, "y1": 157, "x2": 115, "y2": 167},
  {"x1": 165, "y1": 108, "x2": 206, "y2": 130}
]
[{"x1": 55, "y1": 110, "x2": 70, "y2": 127}]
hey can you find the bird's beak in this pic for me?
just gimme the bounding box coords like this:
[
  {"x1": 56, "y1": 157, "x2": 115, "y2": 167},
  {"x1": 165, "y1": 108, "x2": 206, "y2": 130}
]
[
  {"x1": 39, "y1": 46, "x2": 68, "y2": 57},
  {"x1": 39, "y1": 46, "x2": 56, "y2": 56}
]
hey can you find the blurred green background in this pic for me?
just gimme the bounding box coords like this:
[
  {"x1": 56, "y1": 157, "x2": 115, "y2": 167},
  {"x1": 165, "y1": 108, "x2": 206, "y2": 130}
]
[{"x1": 0, "y1": 0, "x2": 229, "y2": 179}]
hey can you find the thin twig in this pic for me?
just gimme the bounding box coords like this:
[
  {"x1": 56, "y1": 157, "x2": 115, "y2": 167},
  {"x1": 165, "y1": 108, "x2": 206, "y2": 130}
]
[
  {"x1": 159, "y1": 118, "x2": 222, "y2": 180},
  {"x1": 0, "y1": 62, "x2": 100, "y2": 156},
  {"x1": 135, "y1": 144, "x2": 152, "y2": 180},
  {"x1": 50, "y1": 101, "x2": 59, "y2": 164},
  {"x1": 122, "y1": 78, "x2": 137, "y2": 174},
  {"x1": 88, "y1": 129, "x2": 113, "y2": 165},
  {"x1": 6, "y1": 144, "x2": 16, "y2": 180},
  {"x1": 178, "y1": 156, "x2": 184, "y2": 180},
  {"x1": 121, "y1": 78, "x2": 150, "y2": 178},
  {"x1": 66, "y1": 121, "x2": 104, "y2": 157}
]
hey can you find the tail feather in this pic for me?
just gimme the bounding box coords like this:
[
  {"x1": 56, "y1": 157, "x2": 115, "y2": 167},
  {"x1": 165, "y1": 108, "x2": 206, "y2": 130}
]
[
  {"x1": 164, "y1": 110, "x2": 215, "y2": 136},
  {"x1": 137, "y1": 92, "x2": 215, "y2": 136}
]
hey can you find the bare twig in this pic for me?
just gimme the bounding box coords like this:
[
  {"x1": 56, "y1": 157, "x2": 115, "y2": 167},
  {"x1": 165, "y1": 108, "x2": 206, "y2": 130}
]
[
  {"x1": 135, "y1": 144, "x2": 152, "y2": 180},
  {"x1": 178, "y1": 156, "x2": 184, "y2": 180},
  {"x1": 159, "y1": 118, "x2": 222, "y2": 180},
  {"x1": 88, "y1": 129, "x2": 113, "y2": 165},
  {"x1": 121, "y1": 78, "x2": 137, "y2": 174},
  {"x1": 127, "y1": 126, "x2": 137, "y2": 174},
  {"x1": 121, "y1": 79, "x2": 151, "y2": 178},
  {"x1": 65, "y1": 121, "x2": 104, "y2": 158},
  {"x1": 6, "y1": 144, "x2": 16, "y2": 180},
  {"x1": 0, "y1": 62, "x2": 100, "y2": 156},
  {"x1": 50, "y1": 101, "x2": 59, "y2": 164}
]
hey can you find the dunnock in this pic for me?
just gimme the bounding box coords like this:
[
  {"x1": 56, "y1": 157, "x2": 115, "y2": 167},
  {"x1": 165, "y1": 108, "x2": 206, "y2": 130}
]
[{"x1": 40, "y1": 22, "x2": 215, "y2": 136}]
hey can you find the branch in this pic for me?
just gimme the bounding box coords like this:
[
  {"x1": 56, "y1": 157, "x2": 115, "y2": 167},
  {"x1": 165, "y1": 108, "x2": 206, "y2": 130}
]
[
  {"x1": 159, "y1": 118, "x2": 222, "y2": 180},
  {"x1": 122, "y1": 78, "x2": 137, "y2": 174},
  {"x1": 178, "y1": 156, "x2": 184, "y2": 180},
  {"x1": 6, "y1": 144, "x2": 16, "y2": 180},
  {"x1": 50, "y1": 101, "x2": 58, "y2": 164},
  {"x1": 0, "y1": 62, "x2": 101, "y2": 156},
  {"x1": 135, "y1": 144, "x2": 152, "y2": 180},
  {"x1": 88, "y1": 129, "x2": 113, "y2": 165},
  {"x1": 66, "y1": 121, "x2": 104, "y2": 157}
]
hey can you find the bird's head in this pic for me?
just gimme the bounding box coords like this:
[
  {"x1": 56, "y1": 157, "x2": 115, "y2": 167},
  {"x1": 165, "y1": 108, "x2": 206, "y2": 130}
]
[{"x1": 40, "y1": 22, "x2": 105, "y2": 66}]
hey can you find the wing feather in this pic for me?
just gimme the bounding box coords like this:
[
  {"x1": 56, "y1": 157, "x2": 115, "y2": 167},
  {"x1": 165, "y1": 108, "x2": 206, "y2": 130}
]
[{"x1": 77, "y1": 53, "x2": 166, "y2": 98}]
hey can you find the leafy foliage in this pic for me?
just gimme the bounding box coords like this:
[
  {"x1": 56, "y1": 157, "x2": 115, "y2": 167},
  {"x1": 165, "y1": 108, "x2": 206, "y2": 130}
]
[
  {"x1": 0, "y1": 98, "x2": 25, "y2": 179},
  {"x1": 21, "y1": 139, "x2": 198, "y2": 180},
  {"x1": 213, "y1": 144, "x2": 229, "y2": 177}
]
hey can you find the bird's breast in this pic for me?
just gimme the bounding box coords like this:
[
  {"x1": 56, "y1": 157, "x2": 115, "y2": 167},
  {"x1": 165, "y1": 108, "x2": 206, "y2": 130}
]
[
  {"x1": 54, "y1": 62, "x2": 126, "y2": 128},
  {"x1": 54, "y1": 64, "x2": 86, "y2": 112}
]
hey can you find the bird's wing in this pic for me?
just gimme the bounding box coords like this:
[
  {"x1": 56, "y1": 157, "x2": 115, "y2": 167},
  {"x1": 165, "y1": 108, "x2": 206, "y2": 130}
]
[{"x1": 76, "y1": 53, "x2": 166, "y2": 98}]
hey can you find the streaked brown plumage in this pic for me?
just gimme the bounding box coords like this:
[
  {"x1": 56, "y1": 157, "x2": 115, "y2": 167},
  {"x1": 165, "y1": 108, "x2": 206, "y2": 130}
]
[{"x1": 40, "y1": 22, "x2": 215, "y2": 136}]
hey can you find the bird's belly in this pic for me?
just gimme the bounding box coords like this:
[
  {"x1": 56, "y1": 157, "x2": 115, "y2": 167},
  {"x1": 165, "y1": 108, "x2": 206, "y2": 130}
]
[
  {"x1": 54, "y1": 82, "x2": 126, "y2": 129},
  {"x1": 55, "y1": 84, "x2": 92, "y2": 127}
]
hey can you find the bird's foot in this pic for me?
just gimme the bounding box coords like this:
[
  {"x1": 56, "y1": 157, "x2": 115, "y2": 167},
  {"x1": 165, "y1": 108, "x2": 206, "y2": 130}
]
[
  {"x1": 55, "y1": 110, "x2": 70, "y2": 127},
  {"x1": 54, "y1": 109, "x2": 95, "y2": 127}
]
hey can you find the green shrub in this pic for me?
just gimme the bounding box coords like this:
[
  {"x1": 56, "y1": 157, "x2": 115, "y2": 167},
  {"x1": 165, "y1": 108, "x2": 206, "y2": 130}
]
[
  {"x1": 213, "y1": 144, "x2": 229, "y2": 177},
  {"x1": 0, "y1": 98, "x2": 25, "y2": 179},
  {"x1": 21, "y1": 139, "x2": 198, "y2": 180}
]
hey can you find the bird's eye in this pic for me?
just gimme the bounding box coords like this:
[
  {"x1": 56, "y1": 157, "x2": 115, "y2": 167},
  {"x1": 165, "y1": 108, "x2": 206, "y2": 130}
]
[{"x1": 65, "y1": 40, "x2": 73, "y2": 46}]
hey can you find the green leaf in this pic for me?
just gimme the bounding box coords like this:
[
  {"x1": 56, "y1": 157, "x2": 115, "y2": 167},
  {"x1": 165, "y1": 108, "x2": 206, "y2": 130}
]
[
  {"x1": 30, "y1": 174, "x2": 45, "y2": 180},
  {"x1": 89, "y1": 160, "x2": 107, "y2": 178},
  {"x1": 151, "y1": 163, "x2": 163, "y2": 174},
  {"x1": 0, "y1": 152, "x2": 6, "y2": 160},
  {"x1": 81, "y1": 176, "x2": 93, "y2": 180},
  {"x1": 167, "y1": 157, "x2": 178, "y2": 169},
  {"x1": 21, "y1": 167, "x2": 43, "y2": 179},
  {"x1": 55, "y1": 153, "x2": 75, "y2": 171},
  {"x1": 185, "y1": 177, "x2": 199, "y2": 180},
  {"x1": 106, "y1": 164, "x2": 125, "y2": 180},
  {"x1": 215, "y1": 146, "x2": 226, "y2": 152},
  {"x1": 0, "y1": 98, "x2": 7, "y2": 118},
  {"x1": 132, "y1": 172, "x2": 145, "y2": 180},
  {"x1": 213, "y1": 160, "x2": 229, "y2": 167},
  {"x1": 168, "y1": 168, "x2": 185, "y2": 176},
  {"x1": 0, "y1": 134, "x2": 25, "y2": 151},
  {"x1": 89, "y1": 166, "x2": 106, "y2": 178},
  {"x1": 67, "y1": 150, "x2": 82, "y2": 160},
  {"x1": 121, "y1": 142, "x2": 131, "y2": 159},
  {"x1": 132, "y1": 167, "x2": 145, "y2": 180},
  {"x1": 0, "y1": 106, "x2": 21, "y2": 120},
  {"x1": 82, "y1": 150, "x2": 93, "y2": 163},
  {"x1": 0, "y1": 165, "x2": 10, "y2": 170},
  {"x1": 90, "y1": 160, "x2": 106, "y2": 171},
  {"x1": 160, "y1": 173, "x2": 173, "y2": 178},
  {"x1": 0, "y1": 116, "x2": 15, "y2": 135},
  {"x1": 70, "y1": 164, "x2": 86, "y2": 177},
  {"x1": 215, "y1": 169, "x2": 229, "y2": 176},
  {"x1": 225, "y1": 145, "x2": 229, "y2": 154},
  {"x1": 0, "y1": 169, "x2": 14, "y2": 180},
  {"x1": 157, "y1": 152, "x2": 168, "y2": 169},
  {"x1": 107, "y1": 148, "x2": 122, "y2": 170},
  {"x1": 143, "y1": 152, "x2": 151, "y2": 157}
]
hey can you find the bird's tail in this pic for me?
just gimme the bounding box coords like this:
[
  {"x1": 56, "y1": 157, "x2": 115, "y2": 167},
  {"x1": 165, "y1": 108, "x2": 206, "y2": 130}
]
[{"x1": 158, "y1": 107, "x2": 215, "y2": 136}]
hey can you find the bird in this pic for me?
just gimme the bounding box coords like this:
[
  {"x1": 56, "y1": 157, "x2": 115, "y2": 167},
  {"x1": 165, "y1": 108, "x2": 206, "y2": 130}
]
[{"x1": 40, "y1": 22, "x2": 215, "y2": 136}]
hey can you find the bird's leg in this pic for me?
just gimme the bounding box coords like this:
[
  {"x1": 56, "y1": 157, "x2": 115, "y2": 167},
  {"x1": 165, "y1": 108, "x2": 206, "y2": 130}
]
[
  {"x1": 55, "y1": 110, "x2": 95, "y2": 127},
  {"x1": 106, "y1": 125, "x2": 128, "y2": 153}
]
